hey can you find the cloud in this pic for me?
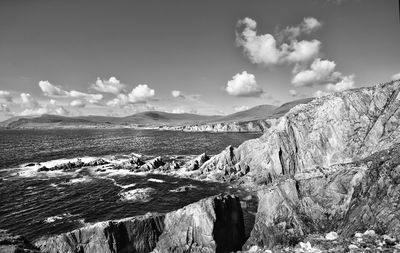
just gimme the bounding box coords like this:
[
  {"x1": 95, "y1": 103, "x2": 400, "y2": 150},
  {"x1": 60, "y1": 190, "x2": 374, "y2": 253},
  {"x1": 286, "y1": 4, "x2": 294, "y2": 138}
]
[
  {"x1": 172, "y1": 90, "x2": 184, "y2": 98},
  {"x1": 289, "y1": 89, "x2": 298, "y2": 97},
  {"x1": 326, "y1": 74, "x2": 355, "y2": 92},
  {"x1": 313, "y1": 90, "x2": 330, "y2": 97},
  {"x1": 226, "y1": 71, "x2": 263, "y2": 97},
  {"x1": 39, "y1": 81, "x2": 68, "y2": 96},
  {"x1": 106, "y1": 84, "x2": 155, "y2": 107},
  {"x1": 171, "y1": 90, "x2": 200, "y2": 100},
  {"x1": 0, "y1": 104, "x2": 10, "y2": 113},
  {"x1": 0, "y1": 90, "x2": 13, "y2": 102},
  {"x1": 391, "y1": 72, "x2": 400, "y2": 81},
  {"x1": 68, "y1": 90, "x2": 103, "y2": 104},
  {"x1": 92, "y1": 77, "x2": 127, "y2": 94},
  {"x1": 70, "y1": 99, "x2": 86, "y2": 108},
  {"x1": 20, "y1": 93, "x2": 39, "y2": 108},
  {"x1": 234, "y1": 105, "x2": 250, "y2": 112},
  {"x1": 18, "y1": 99, "x2": 69, "y2": 116},
  {"x1": 292, "y1": 58, "x2": 340, "y2": 87},
  {"x1": 236, "y1": 17, "x2": 322, "y2": 67}
]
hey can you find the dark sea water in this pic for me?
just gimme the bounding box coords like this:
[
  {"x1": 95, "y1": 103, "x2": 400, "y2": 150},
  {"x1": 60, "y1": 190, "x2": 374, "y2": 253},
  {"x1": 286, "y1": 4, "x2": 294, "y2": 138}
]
[{"x1": 0, "y1": 129, "x2": 260, "y2": 241}]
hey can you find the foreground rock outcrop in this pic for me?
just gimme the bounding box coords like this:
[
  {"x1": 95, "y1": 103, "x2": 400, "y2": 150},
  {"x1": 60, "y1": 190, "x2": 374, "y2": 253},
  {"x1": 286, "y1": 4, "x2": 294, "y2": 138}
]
[
  {"x1": 244, "y1": 143, "x2": 400, "y2": 249},
  {"x1": 35, "y1": 195, "x2": 245, "y2": 253},
  {"x1": 199, "y1": 80, "x2": 400, "y2": 187}
]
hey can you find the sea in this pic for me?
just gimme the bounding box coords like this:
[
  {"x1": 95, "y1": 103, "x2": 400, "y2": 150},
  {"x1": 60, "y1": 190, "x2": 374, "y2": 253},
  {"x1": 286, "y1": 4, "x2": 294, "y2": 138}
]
[{"x1": 0, "y1": 129, "x2": 261, "y2": 241}]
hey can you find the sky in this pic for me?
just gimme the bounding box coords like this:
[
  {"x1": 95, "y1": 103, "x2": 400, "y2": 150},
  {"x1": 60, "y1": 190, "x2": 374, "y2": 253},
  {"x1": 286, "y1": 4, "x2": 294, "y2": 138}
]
[{"x1": 0, "y1": 0, "x2": 399, "y2": 120}]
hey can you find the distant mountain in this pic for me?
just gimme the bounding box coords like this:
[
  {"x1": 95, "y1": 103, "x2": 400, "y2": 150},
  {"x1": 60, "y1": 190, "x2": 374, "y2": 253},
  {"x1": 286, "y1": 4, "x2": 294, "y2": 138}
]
[{"x1": 0, "y1": 98, "x2": 314, "y2": 129}]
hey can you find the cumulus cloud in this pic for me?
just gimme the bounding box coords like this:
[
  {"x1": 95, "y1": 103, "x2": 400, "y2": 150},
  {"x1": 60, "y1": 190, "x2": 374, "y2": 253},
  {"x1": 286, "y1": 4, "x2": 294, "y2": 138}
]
[
  {"x1": 20, "y1": 93, "x2": 39, "y2": 108},
  {"x1": 18, "y1": 98, "x2": 69, "y2": 116},
  {"x1": 391, "y1": 72, "x2": 400, "y2": 81},
  {"x1": 234, "y1": 105, "x2": 250, "y2": 112},
  {"x1": 326, "y1": 75, "x2": 355, "y2": 92},
  {"x1": 292, "y1": 58, "x2": 341, "y2": 87},
  {"x1": 289, "y1": 89, "x2": 298, "y2": 97},
  {"x1": 236, "y1": 17, "x2": 322, "y2": 67},
  {"x1": 92, "y1": 77, "x2": 127, "y2": 94},
  {"x1": 313, "y1": 90, "x2": 330, "y2": 97},
  {"x1": 172, "y1": 90, "x2": 183, "y2": 98},
  {"x1": 226, "y1": 71, "x2": 263, "y2": 97},
  {"x1": 68, "y1": 90, "x2": 103, "y2": 104},
  {"x1": 106, "y1": 84, "x2": 155, "y2": 107},
  {"x1": 171, "y1": 107, "x2": 197, "y2": 114},
  {"x1": 0, "y1": 90, "x2": 13, "y2": 102},
  {"x1": 0, "y1": 104, "x2": 10, "y2": 113},
  {"x1": 171, "y1": 90, "x2": 200, "y2": 100},
  {"x1": 70, "y1": 99, "x2": 86, "y2": 108},
  {"x1": 39, "y1": 81, "x2": 68, "y2": 96}
]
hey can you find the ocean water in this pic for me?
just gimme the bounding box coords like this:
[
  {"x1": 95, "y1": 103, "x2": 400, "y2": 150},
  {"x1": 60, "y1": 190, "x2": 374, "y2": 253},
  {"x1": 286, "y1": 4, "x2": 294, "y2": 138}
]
[{"x1": 0, "y1": 129, "x2": 260, "y2": 241}]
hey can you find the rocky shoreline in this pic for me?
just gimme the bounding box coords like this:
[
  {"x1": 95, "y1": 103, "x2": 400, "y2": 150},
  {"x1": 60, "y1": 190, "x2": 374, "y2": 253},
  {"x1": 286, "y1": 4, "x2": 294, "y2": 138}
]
[{"x1": 3, "y1": 80, "x2": 400, "y2": 252}]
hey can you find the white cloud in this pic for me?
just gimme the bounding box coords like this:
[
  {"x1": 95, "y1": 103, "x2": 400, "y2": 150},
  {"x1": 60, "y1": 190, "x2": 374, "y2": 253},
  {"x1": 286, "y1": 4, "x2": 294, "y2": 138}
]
[
  {"x1": 68, "y1": 90, "x2": 103, "y2": 104},
  {"x1": 234, "y1": 105, "x2": 250, "y2": 112},
  {"x1": 92, "y1": 77, "x2": 127, "y2": 94},
  {"x1": 0, "y1": 104, "x2": 10, "y2": 113},
  {"x1": 326, "y1": 75, "x2": 355, "y2": 92},
  {"x1": 106, "y1": 84, "x2": 155, "y2": 107},
  {"x1": 70, "y1": 99, "x2": 86, "y2": 108},
  {"x1": 391, "y1": 72, "x2": 400, "y2": 81},
  {"x1": 292, "y1": 58, "x2": 340, "y2": 87},
  {"x1": 18, "y1": 99, "x2": 69, "y2": 116},
  {"x1": 236, "y1": 17, "x2": 322, "y2": 67},
  {"x1": 226, "y1": 71, "x2": 263, "y2": 97},
  {"x1": 39, "y1": 81, "x2": 68, "y2": 96},
  {"x1": 172, "y1": 90, "x2": 183, "y2": 98},
  {"x1": 285, "y1": 40, "x2": 321, "y2": 64},
  {"x1": 0, "y1": 90, "x2": 13, "y2": 102},
  {"x1": 289, "y1": 89, "x2": 298, "y2": 97},
  {"x1": 313, "y1": 90, "x2": 330, "y2": 97},
  {"x1": 20, "y1": 93, "x2": 39, "y2": 108}
]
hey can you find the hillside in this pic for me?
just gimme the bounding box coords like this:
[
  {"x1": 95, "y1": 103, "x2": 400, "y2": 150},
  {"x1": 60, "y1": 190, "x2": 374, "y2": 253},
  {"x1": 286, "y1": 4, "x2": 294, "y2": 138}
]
[{"x1": 0, "y1": 98, "x2": 313, "y2": 130}]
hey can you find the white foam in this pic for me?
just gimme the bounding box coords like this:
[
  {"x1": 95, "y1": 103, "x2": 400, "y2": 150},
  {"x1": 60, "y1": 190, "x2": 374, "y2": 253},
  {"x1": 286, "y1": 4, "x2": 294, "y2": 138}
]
[
  {"x1": 147, "y1": 178, "x2": 165, "y2": 183},
  {"x1": 119, "y1": 187, "x2": 155, "y2": 202},
  {"x1": 44, "y1": 213, "x2": 73, "y2": 223},
  {"x1": 169, "y1": 184, "x2": 198, "y2": 193}
]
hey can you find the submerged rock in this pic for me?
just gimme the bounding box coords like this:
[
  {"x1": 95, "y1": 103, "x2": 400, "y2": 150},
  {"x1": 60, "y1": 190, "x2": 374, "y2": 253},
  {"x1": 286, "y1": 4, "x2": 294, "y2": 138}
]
[{"x1": 35, "y1": 195, "x2": 245, "y2": 253}]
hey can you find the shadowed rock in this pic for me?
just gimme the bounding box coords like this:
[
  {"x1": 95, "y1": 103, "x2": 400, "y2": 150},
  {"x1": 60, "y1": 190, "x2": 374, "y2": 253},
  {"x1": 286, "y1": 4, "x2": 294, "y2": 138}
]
[
  {"x1": 35, "y1": 195, "x2": 245, "y2": 253},
  {"x1": 0, "y1": 229, "x2": 40, "y2": 253}
]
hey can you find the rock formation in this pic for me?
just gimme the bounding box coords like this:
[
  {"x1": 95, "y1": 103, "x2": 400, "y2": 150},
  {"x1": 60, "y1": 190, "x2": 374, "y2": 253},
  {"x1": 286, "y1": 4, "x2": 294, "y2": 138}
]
[
  {"x1": 35, "y1": 195, "x2": 245, "y2": 253},
  {"x1": 244, "y1": 143, "x2": 400, "y2": 249},
  {"x1": 200, "y1": 80, "x2": 400, "y2": 187}
]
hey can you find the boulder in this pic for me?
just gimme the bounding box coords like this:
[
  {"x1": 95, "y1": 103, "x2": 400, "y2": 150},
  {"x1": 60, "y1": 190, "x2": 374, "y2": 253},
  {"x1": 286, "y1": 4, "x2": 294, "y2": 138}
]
[
  {"x1": 138, "y1": 157, "x2": 165, "y2": 172},
  {"x1": 35, "y1": 195, "x2": 245, "y2": 253}
]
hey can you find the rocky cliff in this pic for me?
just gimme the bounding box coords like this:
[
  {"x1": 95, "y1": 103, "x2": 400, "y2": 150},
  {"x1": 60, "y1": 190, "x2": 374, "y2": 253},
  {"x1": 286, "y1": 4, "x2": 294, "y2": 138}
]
[
  {"x1": 35, "y1": 195, "x2": 245, "y2": 253},
  {"x1": 199, "y1": 80, "x2": 400, "y2": 187}
]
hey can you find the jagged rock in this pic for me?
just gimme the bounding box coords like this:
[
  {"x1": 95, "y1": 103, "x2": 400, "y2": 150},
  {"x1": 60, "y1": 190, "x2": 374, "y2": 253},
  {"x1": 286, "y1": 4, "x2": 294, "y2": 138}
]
[
  {"x1": 244, "y1": 143, "x2": 400, "y2": 249},
  {"x1": 186, "y1": 153, "x2": 210, "y2": 171},
  {"x1": 200, "y1": 81, "x2": 400, "y2": 187},
  {"x1": 138, "y1": 157, "x2": 165, "y2": 172},
  {"x1": 35, "y1": 195, "x2": 245, "y2": 253},
  {"x1": 0, "y1": 229, "x2": 40, "y2": 253}
]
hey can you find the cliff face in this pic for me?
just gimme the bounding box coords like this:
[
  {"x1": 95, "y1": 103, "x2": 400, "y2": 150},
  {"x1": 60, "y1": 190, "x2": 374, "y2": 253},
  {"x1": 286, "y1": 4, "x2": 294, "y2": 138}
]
[
  {"x1": 35, "y1": 195, "x2": 245, "y2": 253},
  {"x1": 199, "y1": 81, "x2": 400, "y2": 186},
  {"x1": 244, "y1": 143, "x2": 400, "y2": 249}
]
